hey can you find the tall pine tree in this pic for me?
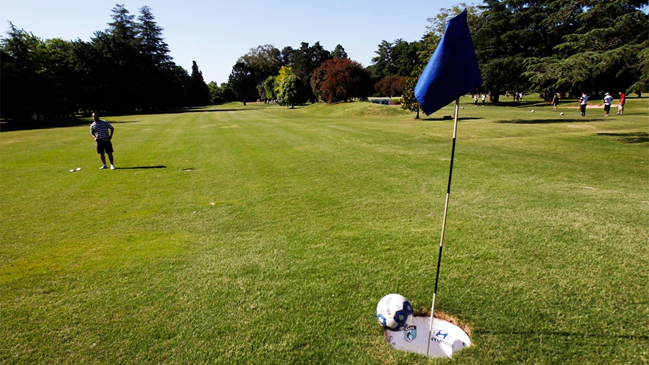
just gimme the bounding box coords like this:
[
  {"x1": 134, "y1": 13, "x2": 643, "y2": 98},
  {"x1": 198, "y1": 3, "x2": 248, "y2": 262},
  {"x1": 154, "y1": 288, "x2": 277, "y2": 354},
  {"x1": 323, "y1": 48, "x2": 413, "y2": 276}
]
[
  {"x1": 190, "y1": 61, "x2": 210, "y2": 106},
  {"x1": 136, "y1": 6, "x2": 174, "y2": 110}
]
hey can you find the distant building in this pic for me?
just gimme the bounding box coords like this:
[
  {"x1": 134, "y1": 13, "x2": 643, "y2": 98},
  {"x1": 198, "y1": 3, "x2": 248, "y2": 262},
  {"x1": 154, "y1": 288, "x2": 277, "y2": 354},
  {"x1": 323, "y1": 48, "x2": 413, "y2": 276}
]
[{"x1": 371, "y1": 99, "x2": 391, "y2": 105}]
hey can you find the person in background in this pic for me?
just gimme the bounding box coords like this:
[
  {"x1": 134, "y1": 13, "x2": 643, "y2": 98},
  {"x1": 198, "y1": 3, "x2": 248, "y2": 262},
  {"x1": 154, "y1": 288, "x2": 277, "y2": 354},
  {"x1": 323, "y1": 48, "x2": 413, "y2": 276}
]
[
  {"x1": 551, "y1": 94, "x2": 559, "y2": 112},
  {"x1": 579, "y1": 92, "x2": 588, "y2": 117},
  {"x1": 603, "y1": 92, "x2": 613, "y2": 117},
  {"x1": 616, "y1": 91, "x2": 625, "y2": 115}
]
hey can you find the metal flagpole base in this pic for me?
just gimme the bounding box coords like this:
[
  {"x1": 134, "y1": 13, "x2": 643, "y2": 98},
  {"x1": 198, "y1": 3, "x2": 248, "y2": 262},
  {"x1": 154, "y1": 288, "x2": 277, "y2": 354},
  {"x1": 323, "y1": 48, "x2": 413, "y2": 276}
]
[{"x1": 384, "y1": 316, "x2": 471, "y2": 358}]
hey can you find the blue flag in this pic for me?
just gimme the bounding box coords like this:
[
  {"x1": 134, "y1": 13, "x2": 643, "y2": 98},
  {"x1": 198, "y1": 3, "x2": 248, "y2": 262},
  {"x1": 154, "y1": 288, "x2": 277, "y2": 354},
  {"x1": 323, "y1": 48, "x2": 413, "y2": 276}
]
[{"x1": 415, "y1": 9, "x2": 482, "y2": 116}]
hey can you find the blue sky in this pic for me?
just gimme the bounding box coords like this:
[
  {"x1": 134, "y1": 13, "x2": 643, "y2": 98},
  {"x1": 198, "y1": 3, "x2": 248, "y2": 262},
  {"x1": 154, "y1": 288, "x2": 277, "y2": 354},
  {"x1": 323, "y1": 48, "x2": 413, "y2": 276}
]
[{"x1": 2, "y1": 0, "x2": 465, "y2": 84}]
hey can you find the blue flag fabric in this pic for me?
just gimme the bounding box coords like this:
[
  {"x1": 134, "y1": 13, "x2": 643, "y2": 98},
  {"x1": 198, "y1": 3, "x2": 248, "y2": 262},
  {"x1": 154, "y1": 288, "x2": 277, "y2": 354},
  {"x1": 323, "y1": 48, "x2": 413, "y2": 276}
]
[{"x1": 415, "y1": 9, "x2": 482, "y2": 116}]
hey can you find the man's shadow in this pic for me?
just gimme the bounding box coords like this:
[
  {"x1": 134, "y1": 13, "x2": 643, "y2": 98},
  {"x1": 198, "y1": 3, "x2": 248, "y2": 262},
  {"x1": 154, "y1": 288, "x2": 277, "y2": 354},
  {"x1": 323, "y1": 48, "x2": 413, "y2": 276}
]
[{"x1": 115, "y1": 165, "x2": 166, "y2": 170}]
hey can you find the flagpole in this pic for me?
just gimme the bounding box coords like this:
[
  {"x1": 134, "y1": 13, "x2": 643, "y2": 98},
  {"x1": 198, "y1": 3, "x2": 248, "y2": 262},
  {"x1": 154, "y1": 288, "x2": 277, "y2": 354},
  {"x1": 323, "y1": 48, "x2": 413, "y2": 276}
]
[{"x1": 427, "y1": 98, "x2": 460, "y2": 357}]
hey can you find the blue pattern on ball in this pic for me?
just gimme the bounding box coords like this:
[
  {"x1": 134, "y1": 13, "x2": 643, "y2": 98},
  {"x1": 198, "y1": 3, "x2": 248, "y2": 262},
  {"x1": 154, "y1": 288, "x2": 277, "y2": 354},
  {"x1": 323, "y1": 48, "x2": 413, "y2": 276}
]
[
  {"x1": 377, "y1": 314, "x2": 387, "y2": 327},
  {"x1": 395, "y1": 310, "x2": 407, "y2": 324},
  {"x1": 404, "y1": 301, "x2": 413, "y2": 315}
]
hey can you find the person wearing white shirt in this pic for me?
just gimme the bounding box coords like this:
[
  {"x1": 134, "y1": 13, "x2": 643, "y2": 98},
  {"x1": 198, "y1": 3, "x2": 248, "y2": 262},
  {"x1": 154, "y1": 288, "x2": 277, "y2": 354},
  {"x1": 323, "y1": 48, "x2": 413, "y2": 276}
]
[
  {"x1": 579, "y1": 92, "x2": 588, "y2": 117},
  {"x1": 603, "y1": 92, "x2": 613, "y2": 117}
]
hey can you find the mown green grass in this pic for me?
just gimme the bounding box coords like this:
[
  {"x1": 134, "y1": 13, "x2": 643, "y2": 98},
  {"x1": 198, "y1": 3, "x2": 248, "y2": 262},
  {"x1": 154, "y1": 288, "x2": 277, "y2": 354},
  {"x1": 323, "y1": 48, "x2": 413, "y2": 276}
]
[{"x1": 1, "y1": 95, "x2": 648, "y2": 364}]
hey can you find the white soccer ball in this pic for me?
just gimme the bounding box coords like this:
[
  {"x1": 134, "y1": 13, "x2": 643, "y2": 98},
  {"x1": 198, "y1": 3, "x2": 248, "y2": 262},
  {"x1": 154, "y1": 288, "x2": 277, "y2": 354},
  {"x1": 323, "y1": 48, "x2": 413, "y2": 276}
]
[
  {"x1": 531, "y1": 110, "x2": 535, "y2": 113},
  {"x1": 376, "y1": 293, "x2": 414, "y2": 331},
  {"x1": 560, "y1": 112, "x2": 564, "y2": 115}
]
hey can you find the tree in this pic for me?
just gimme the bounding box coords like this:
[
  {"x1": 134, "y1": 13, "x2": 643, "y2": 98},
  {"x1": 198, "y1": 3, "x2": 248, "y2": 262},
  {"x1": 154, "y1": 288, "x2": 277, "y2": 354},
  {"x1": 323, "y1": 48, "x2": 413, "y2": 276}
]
[
  {"x1": 236, "y1": 44, "x2": 283, "y2": 100},
  {"x1": 369, "y1": 39, "x2": 423, "y2": 79},
  {"x1": 332, "y1": 44, "x2": 348, "y2": 59},
  {"x1": 228, "y1": 61, "x2": 257, "y2": 105},
  {"x1": 401, "y1": 65, "x2": 424, "y2": 119},
  {"x1": 277, "y1": 75, "x2": 303, "y2": 108},
  {"x1": 164, "y1": 64, "x2": 193, "y2": 108},
  {"x1": 391, "y1": 40, "x2": 422, "y2": 77},
  {"x1": 474, "y1": 0, "x2": 560, "y2": 102},
  {"x1": 108, "y1": 4, "x2": 137, "y2": 43},
  {"x1": 37, "y1": 38, "x2": 78, "y2": 118},
  {"x1": 88, "y1": 4, "x2": 143, "y2": 114},
  {"x1": 369, "y1": 40, "x2": 393, "y2": 79},
  {"x1": 207, "y1": 81, "x2": 228, "y2": 104},
  {"x1": 137, "y1": 6, "x2": 171, "y2": 68},
  {"x1": 375, "y1": 76, "x2": 406, "y2": 97},
  {"x1": 280, "y1": 46, "x2": 294, "y2": 67},
  {"x1": 292, "y1": 41, "x2": 331, "y2": 80},
  {"x1": 524, "y1": 0, "x2": 649, "y2": 97},
  {"x1": 1, "y1": 4, "x2": 198, "y2": 121},
  {"x1": 311, "y1": 58, "x2": 372, "y2": 103},
  {"x1": 189, "y1": 61, "x2": 210, "y2": 105},
  {"x1": 292, "y1": 42, "x2": 331, "y2": 102},
  {"x1": 136, "y1": 6, "x2": 173, "y2": 110},
  {"x1": 275, "y1": 66, "x2": 294, "y2": 93},
  {"x1": 2, "y1": 25, "x2": 52, "y2": 120},
  {"x1": 264, "y1": 76, "x2": 277, "y2": 101}
]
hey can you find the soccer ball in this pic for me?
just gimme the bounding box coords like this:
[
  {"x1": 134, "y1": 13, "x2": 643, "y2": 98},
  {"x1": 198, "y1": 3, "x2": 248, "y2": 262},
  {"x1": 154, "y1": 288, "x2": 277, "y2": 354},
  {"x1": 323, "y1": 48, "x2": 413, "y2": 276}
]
[
  {"x1": 560, "y1": 112, "x2": 564, "y2": 115},
  {"x1": 531, "y1": 110, "x2": 535, "y2": 113},
  {"x1": 376, "y1": 293, "x2": 414, "y2": 331}
]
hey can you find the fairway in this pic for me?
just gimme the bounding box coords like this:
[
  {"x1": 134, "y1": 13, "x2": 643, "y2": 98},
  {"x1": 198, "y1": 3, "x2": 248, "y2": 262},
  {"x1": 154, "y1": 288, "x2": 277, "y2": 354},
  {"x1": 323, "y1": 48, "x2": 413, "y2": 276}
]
[{"x1": 1, "y1": 97, "x2": 648, "y2": 364}]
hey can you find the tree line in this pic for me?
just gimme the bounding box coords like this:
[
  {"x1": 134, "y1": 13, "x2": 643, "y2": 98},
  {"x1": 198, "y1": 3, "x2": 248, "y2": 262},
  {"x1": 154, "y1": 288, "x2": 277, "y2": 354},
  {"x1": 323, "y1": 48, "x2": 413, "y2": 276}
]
[
  {"x1": 2, "y1": 1, "x2": 647, "y2": 121},
  {"x1": 224, "y1": 43, "x2": 376, "y2": 107},
  {"x1": 226, "y1": 0, "x2": 646, "y2": 114},
  {"x1": 1, "y1": 5, "x2": 210, "y2": 121},
  {"x1": 223, "y1": 39, "x2": 422, "y2": 107}
]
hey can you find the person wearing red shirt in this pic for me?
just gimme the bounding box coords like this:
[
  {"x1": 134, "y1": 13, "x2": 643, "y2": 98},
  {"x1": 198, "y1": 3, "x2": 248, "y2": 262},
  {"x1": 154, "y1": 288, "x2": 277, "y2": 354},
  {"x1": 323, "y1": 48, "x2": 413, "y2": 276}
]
[{"x1": 616, "y1": 92, "x2": 626, "y2": 115}]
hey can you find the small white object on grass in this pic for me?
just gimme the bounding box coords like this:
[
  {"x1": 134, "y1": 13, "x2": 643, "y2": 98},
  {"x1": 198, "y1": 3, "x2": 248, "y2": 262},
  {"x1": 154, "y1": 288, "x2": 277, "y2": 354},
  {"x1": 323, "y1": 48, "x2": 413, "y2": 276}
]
[
  {"x1": 560, "y1": 112, "x2": 564, "y2": 115},
  {"x1": 531, "y1": 110, "x2": 535, "y2": 113},
  {"x1": 76, "y1": 168, "x2": 81, "y2": 171}
]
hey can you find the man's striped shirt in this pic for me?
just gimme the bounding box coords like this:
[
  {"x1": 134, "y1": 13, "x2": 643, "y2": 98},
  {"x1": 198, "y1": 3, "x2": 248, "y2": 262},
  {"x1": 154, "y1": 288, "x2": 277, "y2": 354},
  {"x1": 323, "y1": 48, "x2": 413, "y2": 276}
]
[{"x1": 90, "y1": 120, "x2": 113, "y2": 141}]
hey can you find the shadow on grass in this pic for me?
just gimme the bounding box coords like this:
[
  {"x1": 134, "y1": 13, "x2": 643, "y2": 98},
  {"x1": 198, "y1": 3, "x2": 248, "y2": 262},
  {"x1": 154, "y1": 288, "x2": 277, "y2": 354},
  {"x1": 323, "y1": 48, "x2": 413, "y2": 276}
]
[
  {"x1": 481, "y1": 329, "x2": 649, "y2": 341},
  {"x1": 421, "y1": 117, "x2": 483, "y2": 121},
  {"x1": 0, "y1": 107, "x2": 255, "y2": 132},
  {"x1": 495, "y1": 118, "x2": 600, "y2": 124},
  {"x1": 116, "y1": 165, "x2": 166, "y2": 170},
  {"x1": 1, "y1": 119, "x2": 92, "y2": 132},
  {"x1": 494, "y1": 100, "x2": 548, "y2": 108},
  {"x1": 597, "y1": 132, "x2": 649, "y2": 143},
  {"x1": 1, "y1": 118, "x2": 146, "y2": 132},
  {"x1": 151, "y1": 107, "x2": 259, "y2": 115}
]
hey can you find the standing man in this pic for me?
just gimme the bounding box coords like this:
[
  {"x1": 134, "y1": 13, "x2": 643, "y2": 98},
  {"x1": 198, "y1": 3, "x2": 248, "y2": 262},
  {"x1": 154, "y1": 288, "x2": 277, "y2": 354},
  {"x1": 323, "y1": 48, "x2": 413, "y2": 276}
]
[
  {"x1": 603, "y1": 92, "x2": 613, "y2": 117},
  {"x1": 579, "y1": 92, "x2": 588, "y2": 117},
  {"x1": 616, "y1": 91, "x2": 625, "y2": 115},
  {"x1": 90, "y1": 112, "x2": 116, "y2": 170}
]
